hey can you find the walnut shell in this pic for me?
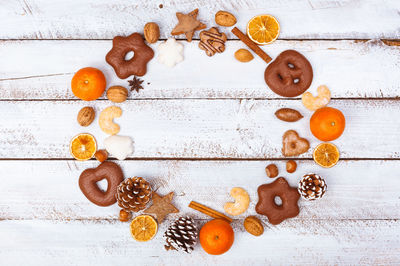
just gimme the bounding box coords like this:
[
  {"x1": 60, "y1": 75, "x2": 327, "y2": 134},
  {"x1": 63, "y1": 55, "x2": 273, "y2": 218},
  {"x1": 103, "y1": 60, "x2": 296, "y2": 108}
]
[
  {"x1": 215, "y1": 11, "x2": 237, "y2": 27},
  {"x1": 244, "y1": 216, "x2": 264, "y2": 236},
  {"x1": 234, "y1": 49, "x2": 254, "y2": 62},
  {"x1": 106, "y1": 86, "x2": 128, "y2": 103},
  {"x1": 77, "y1": 107, "x2": 95, "y2": 127},
  {"x1": 144, "y1": 22, "x2": 160, "y2": 44}
]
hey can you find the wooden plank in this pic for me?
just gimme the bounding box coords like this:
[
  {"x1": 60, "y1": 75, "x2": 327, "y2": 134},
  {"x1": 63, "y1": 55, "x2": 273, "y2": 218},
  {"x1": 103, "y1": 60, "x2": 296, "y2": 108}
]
[
  {"x1": 1, "y1": 160, "x2": 399, "y2": 220},
  {"x1": 1, "y1": 40, "x2": 400, "y2": 99},
  {"x1": 0, "y1": 99, "x2": 399, "y2": 159},
  {"x1": 0, "y1": 219, "x2": 399, "y2": 265},
  {"x1": 1, "y1": 0, "x2": 399, "y2": 39}
]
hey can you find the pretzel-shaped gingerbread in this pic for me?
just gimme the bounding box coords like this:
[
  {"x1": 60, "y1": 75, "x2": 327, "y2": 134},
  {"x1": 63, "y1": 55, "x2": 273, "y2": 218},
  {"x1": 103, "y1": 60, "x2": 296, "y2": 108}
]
[
  {"x1": 255, "y1": 177, "x2": 300, "y2": 225},
  {"x1": 264, "y1": 50, "x2": 313, "y2": 97}
]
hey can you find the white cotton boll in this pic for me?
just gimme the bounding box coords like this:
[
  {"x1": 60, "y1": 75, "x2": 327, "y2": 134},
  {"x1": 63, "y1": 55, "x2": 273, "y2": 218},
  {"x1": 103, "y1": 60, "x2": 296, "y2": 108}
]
[
  {"x1": 104, "y1": 135, "x2": 134, "y2": 160},
  {"x1": 157, "y1": 38, "x2": 184, "y2": 67}
]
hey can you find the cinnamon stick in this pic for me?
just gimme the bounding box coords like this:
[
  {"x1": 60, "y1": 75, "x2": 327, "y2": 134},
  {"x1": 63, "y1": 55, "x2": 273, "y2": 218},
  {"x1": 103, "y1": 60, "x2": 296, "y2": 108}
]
[
  {"x1": 231, "y1": 27, "x2": 272, "y2": 63},
  {"x1": 189, "y1": 201, "x2": 233, "y2": 223}
]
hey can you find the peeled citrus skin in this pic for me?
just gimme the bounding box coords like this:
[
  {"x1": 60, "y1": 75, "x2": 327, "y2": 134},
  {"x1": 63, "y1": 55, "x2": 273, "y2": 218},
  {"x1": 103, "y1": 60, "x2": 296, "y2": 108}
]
[
  {"x1": 310, "y1": 107, "x2": 346, "y2": 141},
  {"x1": 199, "y1": 219, "x2": 234, "y2": 255},
  {"x1": 71, "y1": 67, "x2": 106, "y2": 101}
]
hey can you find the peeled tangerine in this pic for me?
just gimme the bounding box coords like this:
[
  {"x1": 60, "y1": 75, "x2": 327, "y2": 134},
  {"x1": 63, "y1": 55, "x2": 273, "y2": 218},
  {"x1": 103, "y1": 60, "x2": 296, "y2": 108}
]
[{"x1": 104, "y1": 135, "x2": 133, "y2": 160}]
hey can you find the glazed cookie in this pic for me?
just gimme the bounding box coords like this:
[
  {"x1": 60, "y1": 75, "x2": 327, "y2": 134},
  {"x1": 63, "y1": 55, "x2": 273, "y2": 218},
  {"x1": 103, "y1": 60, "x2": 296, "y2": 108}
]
[
  {"x1": 157, "y1": 38, "x2": 184, "y2": 67},
  {"x1": 264, "y1": 50, "x2": 313, "y2": 97},
  {"x1": 256, "y1": 177, "x2": 300, "y2": 225},
  {"x1": 199, "y1": 27, "x2": 227, "y2": 57},
  {"x1": 79, "y1": 161, "x2": 124, "y2": 207},
  {"x1": 106, "y1": 33, "x2": 154, "y2": 79}
]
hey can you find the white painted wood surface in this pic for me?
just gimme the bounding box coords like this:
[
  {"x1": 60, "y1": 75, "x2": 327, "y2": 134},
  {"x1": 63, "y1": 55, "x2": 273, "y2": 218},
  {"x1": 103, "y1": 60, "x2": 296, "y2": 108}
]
[
  {"x1": 1, "y1": 0, "x2": 400, "y2": 39},
  {"x1": 1, "y1": 160, "x2": 399, "y2": 220},
  {"x1": 1, "y1": 40, "x2": 399, "y2": 99},
  {"x1": 1, "y1": 0, "x2": 400, "y2": 265},
  {"x1": 0, "y1": 99, "x2": 399, "y2": 159}
]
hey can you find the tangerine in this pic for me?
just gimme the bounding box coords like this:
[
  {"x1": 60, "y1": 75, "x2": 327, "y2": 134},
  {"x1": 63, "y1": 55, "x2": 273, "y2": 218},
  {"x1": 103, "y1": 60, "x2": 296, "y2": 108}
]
[
  {"x1": 199, "y1": 219, "x2": 234, "y2": 255},
  {"x1": 71, "y1": 67, "x2": 106, "y2": 101},
  {"x1": 310, "y1": 107, "x2": 345, "y2": 141}
]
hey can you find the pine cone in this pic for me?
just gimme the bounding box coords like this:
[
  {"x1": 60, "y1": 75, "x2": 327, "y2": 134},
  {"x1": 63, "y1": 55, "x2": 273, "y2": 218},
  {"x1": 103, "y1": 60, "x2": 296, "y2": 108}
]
[
  {"x1": 298, "y1": 173, "x2": 327, "y2": 201},
  {"x1": 164, "y1": 216, "x2": 198, "y2": 254},
  {"x1": 116, "y1": 177, "x2": 152, "y2": 212}
]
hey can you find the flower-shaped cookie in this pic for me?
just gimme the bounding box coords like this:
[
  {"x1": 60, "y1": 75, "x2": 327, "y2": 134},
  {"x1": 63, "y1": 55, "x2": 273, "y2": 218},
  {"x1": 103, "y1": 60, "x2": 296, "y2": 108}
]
[{"x1": 157, "y1": 38, "x2": 184, "y2": 67}]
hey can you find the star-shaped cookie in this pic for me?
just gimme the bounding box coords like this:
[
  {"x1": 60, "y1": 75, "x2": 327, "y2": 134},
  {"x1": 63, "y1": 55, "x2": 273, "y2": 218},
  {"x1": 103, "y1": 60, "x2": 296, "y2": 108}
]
[
  {"x1": 144, "y1": 192, "x2": 179, "y2": 223},
  {"x1": 171, "y1": 9, "x2": 206, "y2": 42}
]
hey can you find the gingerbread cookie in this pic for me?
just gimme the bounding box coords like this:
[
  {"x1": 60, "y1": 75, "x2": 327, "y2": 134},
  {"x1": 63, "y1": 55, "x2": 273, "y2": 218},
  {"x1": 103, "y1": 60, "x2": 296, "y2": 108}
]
[
  {"x1": 282, "y1": 130, "x2": 310, "y2": 157},
  {"x1": 256, "y1": 177, "x2": 300, "y2": 225},
  {"x1": 264, "y1": 50, "x2": 313, "y2": 97},
  {"x1": 79, "y1": 161, "x2": 124, "y2": 207},
  {"x1": 171, "y1": 9, "x2": 206, "y2": 42},
  {"x1": 106, "y1": 33, "x2": 154, "y2": 79},
  {"x1": 199, "y1": 27, "x2": 227, "y2": 57}
]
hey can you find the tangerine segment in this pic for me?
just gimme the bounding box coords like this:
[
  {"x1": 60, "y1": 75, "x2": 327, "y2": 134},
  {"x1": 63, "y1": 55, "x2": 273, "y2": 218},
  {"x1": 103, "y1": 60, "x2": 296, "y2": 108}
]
[
  {"x1": 313, "y1": 143, "x2": 340, "y2": 168},
  {"x1": 130, "y1": 215, "x2": 158, "y2": 242},
  {"x1": 246, "y1": 15, "x2": 280, "y2": 45},
  {"x1": 70, "y1": 133, "x2": 97, "y2": 161}
]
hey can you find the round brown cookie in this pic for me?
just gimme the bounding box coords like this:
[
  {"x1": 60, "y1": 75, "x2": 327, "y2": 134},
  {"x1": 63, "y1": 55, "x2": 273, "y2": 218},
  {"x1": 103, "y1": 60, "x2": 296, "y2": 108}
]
[
  {"x1": 106, "y1": 33, "x2": 154, "y2": 79},
  {"x1": 264, "y1": 50, "x2": 313, "y2": 97},
  {"x1": 255, "y1": 177, "x2": 300, "y2": 225},
  {"x1": 79, "y1": 161, "x2": 124, "y2": 207}
]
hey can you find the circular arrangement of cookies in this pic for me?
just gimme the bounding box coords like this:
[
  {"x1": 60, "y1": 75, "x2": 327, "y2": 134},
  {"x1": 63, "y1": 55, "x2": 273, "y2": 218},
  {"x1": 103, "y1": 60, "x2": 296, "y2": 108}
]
[{"x1": 69, "y1": 8, "x2": 346, "y2": 255}]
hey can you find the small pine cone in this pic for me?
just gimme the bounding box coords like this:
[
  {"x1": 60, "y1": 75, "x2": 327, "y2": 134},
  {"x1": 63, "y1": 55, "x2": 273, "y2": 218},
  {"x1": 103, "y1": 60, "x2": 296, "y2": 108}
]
[
  {"x1": 116, "y1": 177, "x2": 152, "y2": 212},
  {"x1": 164, "y1": 216, "x2": 198, "y2": 254},
  {"x1": 298, "y1": 173, "x2": 327, "y2": 201}
]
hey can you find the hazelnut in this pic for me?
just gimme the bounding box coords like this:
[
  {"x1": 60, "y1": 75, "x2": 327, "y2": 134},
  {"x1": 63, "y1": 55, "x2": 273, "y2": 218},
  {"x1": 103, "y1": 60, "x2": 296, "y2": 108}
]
[
  {"x1": 95, "y1": 149, "x2": 108, "y2": 163},
  {"x1": 119, "y1": 209, "x2": 132, "y2": 222},
  {"x1": 77, "y1": 106, "x2": 95, "y2": 127},
  {"x1": 265, "y1": 164, "x2": 278, "y2": 178},
  {"x1": 286, "y1": 160, "x2": 297, "y2": 173}
]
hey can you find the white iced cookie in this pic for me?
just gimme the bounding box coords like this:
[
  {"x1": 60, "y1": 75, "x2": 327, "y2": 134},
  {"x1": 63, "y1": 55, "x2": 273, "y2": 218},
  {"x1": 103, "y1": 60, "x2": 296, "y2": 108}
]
[
  {"x1": 104, "y1": 135, "x2": 134, "y2": 160},
  {"x1": 157, "y1": 38, "x2": 184, "y2": 67}
]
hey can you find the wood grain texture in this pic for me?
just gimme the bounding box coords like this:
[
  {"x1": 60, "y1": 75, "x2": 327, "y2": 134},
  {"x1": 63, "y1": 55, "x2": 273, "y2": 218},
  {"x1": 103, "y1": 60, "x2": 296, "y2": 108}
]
[
  {"x1": 0, "y1": 99, "x2": 399, "y2": 159},
  {"x1": 1, "y1": 40, "x2": 400, "y2": 99},
  {"x1": 1, "y1": 160, "x2": 399, "y2": 220},
  {"x1": 1, "y1": 0, "x2": 400, "y2": 39},
  {"x1": 0, "y1": 219, "x2": 399, "y2": 265}
]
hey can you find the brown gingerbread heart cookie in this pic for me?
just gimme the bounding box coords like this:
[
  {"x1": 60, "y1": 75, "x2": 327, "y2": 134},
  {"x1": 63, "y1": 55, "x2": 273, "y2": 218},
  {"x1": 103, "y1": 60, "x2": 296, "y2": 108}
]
[
  {"x1": 255, "y1": 177, "x2": 300, "y2": 225},
  {"x1": 79, "y1": 161, "x2": 124, "y2": 207},
  {"x1": 282, "y1": 130, "x2": 310, "y2": 157},
  {"x1": 199, "y1": 27, "x2": 227, "y2": 56},
  {"x1": 264, "y1": 50, "x2": 313, "y2": 97},
  {"x1": 106, "y1": 33, "x2": 154, "y2": 79}
]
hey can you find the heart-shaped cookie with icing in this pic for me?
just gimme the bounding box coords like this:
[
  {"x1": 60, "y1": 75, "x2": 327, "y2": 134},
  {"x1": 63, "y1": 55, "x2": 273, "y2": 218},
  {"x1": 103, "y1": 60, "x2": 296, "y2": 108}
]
[
  {"x1": 79, "y1": 161, "x2": 124, "y2": 207},
  {"x1": 282, "y1": 130, "x2": 310, "y2": 157}
]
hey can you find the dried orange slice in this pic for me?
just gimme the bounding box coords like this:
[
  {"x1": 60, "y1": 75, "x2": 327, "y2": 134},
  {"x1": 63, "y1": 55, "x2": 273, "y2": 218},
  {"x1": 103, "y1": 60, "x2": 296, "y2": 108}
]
[
  {"x1": 130, "y1": 215, "x2": 158, "y2": 242},
  {"x1": 313, "y1": 143, "x2": 340, "y2": 168},
  {"x1": 246, "y1": 15, "x2": 280, "y2": 45},
  {"x1": 70, "y1": 133, "x2": 97, "y2": 161}
]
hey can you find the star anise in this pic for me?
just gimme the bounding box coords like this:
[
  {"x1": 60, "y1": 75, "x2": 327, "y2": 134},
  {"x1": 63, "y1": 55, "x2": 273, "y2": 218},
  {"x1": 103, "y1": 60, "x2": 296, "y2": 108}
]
[{"x1": 128, "y1": 76, "x2": 144, "y2": 93}]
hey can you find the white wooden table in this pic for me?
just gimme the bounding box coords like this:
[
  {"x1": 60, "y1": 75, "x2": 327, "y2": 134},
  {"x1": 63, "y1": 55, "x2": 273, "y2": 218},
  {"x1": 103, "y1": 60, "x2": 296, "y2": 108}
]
[{"x1": 1, "y1": 0, "x2": 400, "y2": 265}]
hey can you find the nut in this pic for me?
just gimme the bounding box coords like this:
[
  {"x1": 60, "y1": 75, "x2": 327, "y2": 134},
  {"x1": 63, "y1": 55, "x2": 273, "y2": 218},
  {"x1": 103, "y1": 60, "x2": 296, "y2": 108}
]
[
  {"x1": 223, "y1": 187, "x2": 250, "y2": 216},
  {"x1": 244, "y1": 216, "x2": 264, "y2": 236},
  {"x1": 215, "y1": 10, "x2": 237, "y2": 27},
  {"x1": 265, "y1": 164, "x2": 278, "y2": 178},
  {"x1": 286, "y1": 160, "x2": 297, "y2": 173},
  {"x1": 95, "y1": 149, "x2": 108, "y2": 163},
  {"x1": 77, "y1": 107, "x2": 95, "y2": 127},
  {"x1": 234, "y1": 49, "x2": 254, "y2": 63},
  {"x1": 119, "y1": 209, "x2": 132, "y2": 222},
  {"x1": 106, "y1": 86, "x2": 128, "y2": 103},
  {"x1": 275, "y1": 108, "x2": 303, "y2": 122},
  {"x1": 143, "y1": 22, "x2": 160, "y2": 44},
  {"x1": 99, "y1": 106, "x2": 122, "y2": 135}
]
